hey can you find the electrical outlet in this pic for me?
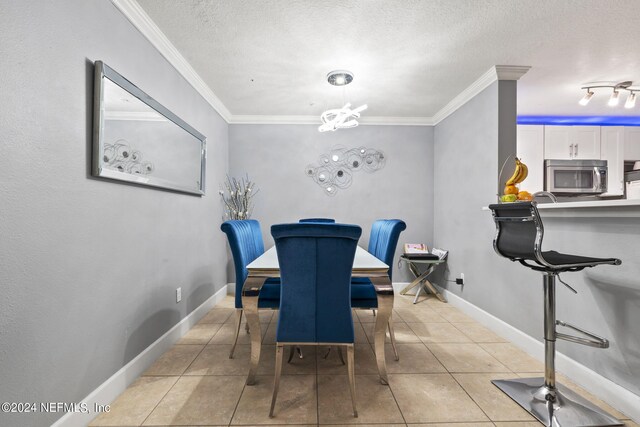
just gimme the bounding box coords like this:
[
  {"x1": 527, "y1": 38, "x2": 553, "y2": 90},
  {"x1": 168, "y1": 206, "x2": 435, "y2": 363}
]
[
  {"x1": 176, "y1": 287, "x2": 182, "y2": 303},
  {"x1": 461, "y1": 273, "x2": 465, "y2": 283},
  {"x1": 456, "y1": 273, "x2": 465, "y2": 285}
]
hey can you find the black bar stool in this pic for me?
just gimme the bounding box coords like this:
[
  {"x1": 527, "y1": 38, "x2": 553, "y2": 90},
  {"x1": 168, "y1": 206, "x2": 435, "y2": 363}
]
[{"x1": 488, "y1": 201, "x2": 622, "y2": 427}]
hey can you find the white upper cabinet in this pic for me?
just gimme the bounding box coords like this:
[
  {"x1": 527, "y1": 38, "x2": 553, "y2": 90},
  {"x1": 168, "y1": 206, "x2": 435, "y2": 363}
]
[
  {"x1": 600, "y1": 127, "x2": 625, "y2": 196},
  {"x1": 516, "y1": 125, "x2": 544, "y2": 193},
  {"x1": 544, "y1": 126, "x2": 601, "y2": 159},
  {"x1": 624, "y1": 127, "x2": 640, "y2": 160}
]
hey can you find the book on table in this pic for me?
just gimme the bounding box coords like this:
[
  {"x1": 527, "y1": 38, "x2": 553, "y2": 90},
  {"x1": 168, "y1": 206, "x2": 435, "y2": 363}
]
[{"x1": 403, "y1": 243, "x2": 440, "y2": 260}]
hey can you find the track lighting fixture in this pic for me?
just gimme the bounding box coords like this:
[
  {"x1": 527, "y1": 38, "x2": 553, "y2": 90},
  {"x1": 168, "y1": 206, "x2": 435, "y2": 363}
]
[{"x1": 579, "y1": 81, "x2": 640, "y2": 108}]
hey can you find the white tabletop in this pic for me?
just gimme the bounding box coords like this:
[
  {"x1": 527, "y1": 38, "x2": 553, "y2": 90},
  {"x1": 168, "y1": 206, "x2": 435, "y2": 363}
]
[{"x1": 247, "y1": 246, "x2": 388, "y2": 272}]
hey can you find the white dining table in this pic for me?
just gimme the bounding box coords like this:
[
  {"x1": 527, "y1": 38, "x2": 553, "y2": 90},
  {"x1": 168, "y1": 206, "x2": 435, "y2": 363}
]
[{"x1": 241, "y1": 246, "x2": 394, "y2": 385}]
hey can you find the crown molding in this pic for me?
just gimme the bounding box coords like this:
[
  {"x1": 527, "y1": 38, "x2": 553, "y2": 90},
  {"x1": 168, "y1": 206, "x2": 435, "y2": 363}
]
[
  {"x1": 431, "y1": 65, "x2": 530, "y2": 125},
  {"x1": 110, "y1": 0, "x2": 232, "y2": 122},
  {"x1": 229, "y1": 115, "x2": 434, "y2": 126},
  {"x1": 495, "y1": 65, "x2": 531, "y2": 80}
]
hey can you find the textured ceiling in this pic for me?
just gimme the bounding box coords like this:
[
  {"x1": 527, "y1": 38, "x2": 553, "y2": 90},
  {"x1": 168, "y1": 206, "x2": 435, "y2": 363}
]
[{"x1": 136, "y1": 0, "x2": 640, "y2": 119}]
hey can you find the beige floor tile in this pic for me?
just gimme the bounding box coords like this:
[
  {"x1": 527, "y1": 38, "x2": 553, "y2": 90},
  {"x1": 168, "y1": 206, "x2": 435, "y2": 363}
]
[
  {"x1": 226, "y1": 309, "x2": 275, "y2": 325},
  {"x1": 432, "y1": 306, "x2": 475, "y2": 323},
  {"x1": 178, "y1": 323, "x2": 223, "y2": 345},
  {"x1": 198, "y1": 307, "x2": 235, "y2": 324},
  {"x1": 209, "y1": 321, "x2": 267, "y2": 345},
  {"x1": 480, "y1": 343, "x2": 544, "y2": 372},
  {"x1": 184, "y1": 344, "x2": 252, "y2": 376},
  {"x1": 394, "y1": 306, "x2": 447, "y2": 323},
  {"x1": 231, "y1": 375, "x2": 317, "y2": 425},
  {"x1": 215, "y1": 295, "x2": 236, "y2": 309},
  {"x1": 452, "y1": 322, "x2": 509, "y2": 343},
  {"x1": 493, "y1": 423, "x2": 544, "y2": 427},
  {"x1": 384, "y1": 343, "x2": 446, "y2": 373},
  {"x1": 388, "y1": 373, "x2": 489, "y2": 423},
  {"x1": 407, "y1": 322, "x2": 472, "y2": 343},
  {"x1": 362, "y1": 321, "x2": 421, "y2": 344},
  {"x1": 258, "y1": 345, "x2": 317, "y2": 375},
  {"x1": 355, "y1": 308, "x2": 379, "y2": 323},
  {"x1": 143, "y1": 345, "x2": 204, "y2": 376},
  {"x1": 143, "y1": 375, "x2": 245, "y2": 426},
  {"x1": 621, "y1": 421, "x2": 640, "y2": 427},
  {"x1": 427, "y1": 343, "x2": 510, "y2": 373},
  {"x1": 317, "y1": 343, "x2": 378, "y2": 375},
  {"x1": 453, "y1": 373, "x2": 536, "y2": 421},
  {"x1": 89, "y1": 376, "x2": 178, "y2": 426},
  {"x1": 410, "y1": 424, "x2": 494, "y2": 427},
  {"x1": 353, "y1": 321, "x2": 368, "y2": 343},
  {"x1": 419, "y1": 294, "x2": 451, "y2": 308},
  {"x1": 317, "y1": 374, "x2": 404, "y2": 424}
]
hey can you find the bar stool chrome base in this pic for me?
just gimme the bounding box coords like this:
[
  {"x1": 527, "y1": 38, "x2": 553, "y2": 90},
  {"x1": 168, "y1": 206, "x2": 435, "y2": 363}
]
[{"x1": 493, "y1": 377, "x2": 623, "y2": 427}]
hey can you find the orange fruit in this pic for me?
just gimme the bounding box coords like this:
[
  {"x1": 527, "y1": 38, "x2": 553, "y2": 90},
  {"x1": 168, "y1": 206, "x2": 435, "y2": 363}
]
[
  {"x1": 517, "y1": 191, "x2": 532, "y2": 201},
  {"x1": 504, "y1": 185, "x2": 518, "y2": 195}
]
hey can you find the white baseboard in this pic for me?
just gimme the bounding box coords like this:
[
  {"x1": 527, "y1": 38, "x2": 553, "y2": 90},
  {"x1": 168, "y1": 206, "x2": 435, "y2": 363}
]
[
  {"x1": 52, "y1": 284, "x2": 229, "y2": 427},
  {"x1": 434, "y1": 285, "x2": 640, "y2": 423},
  {"x1": 226, "y1": 282, "x2": 236, "y2": 295}
]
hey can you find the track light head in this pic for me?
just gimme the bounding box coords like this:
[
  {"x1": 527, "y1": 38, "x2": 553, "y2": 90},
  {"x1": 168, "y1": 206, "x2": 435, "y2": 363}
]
[
  {"x1": 579, "y1": 90, "x2": 594, "y2": 106},
  {"x1": 608, "y1": 90, "x2": 620, "y2": 107},
  {"x1": 625, "y1": 92, "x2": 636, "y2": 109}
]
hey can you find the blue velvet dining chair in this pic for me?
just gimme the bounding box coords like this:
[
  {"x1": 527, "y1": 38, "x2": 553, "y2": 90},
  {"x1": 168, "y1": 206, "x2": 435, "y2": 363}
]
[
  {"x1": 298, "y1": 218, "x2": 336, "y2": 223},
  {"x1": 220, "y1": 220, "x2": 280, "y2": 358},
  {"x1": 269, "y1": 223, "x2": 361, "y2": 418},
  {"x1": 351, "y1": 219, "x2": 407, "y2": 361}
]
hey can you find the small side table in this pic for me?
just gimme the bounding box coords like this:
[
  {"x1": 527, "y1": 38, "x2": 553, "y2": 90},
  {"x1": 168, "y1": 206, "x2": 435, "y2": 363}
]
[{"x1": 399, "y1": 255, "x2": 447, "y2": 304}]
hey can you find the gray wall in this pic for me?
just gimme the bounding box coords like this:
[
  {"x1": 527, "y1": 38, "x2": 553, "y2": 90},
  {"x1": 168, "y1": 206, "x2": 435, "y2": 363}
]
[
  {"x1": 433, "y1": 81, "x2": 640, "y2": 396},
  {"x1": 229, "y1": 124, "x2": 434, "y2": 283},
  {"x1": 0, "y1": 1, "x2": 229, "y2": 426}
]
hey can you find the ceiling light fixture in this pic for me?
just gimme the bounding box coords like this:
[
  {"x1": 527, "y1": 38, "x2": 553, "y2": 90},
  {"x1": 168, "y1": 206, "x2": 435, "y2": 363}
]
[
  {"x1": 327, "y1": 70, "x2": 353, "y2": 86},
  {"x1": 319, "y1": 70, "x2": 367, "y2": 132},
  {"x1": 579, "y1": 81, "x2": 636, "y2": 108}
]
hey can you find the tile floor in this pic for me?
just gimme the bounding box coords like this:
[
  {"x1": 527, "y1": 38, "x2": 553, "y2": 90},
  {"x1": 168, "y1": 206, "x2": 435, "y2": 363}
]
[{"x1": 90, "y1": 293, "x2": 637, "y2": 426}]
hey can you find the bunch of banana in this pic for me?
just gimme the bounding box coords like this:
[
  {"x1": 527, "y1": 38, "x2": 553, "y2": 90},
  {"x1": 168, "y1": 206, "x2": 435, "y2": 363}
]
[
  {"x1": 501, "y1": 158, "x2": 531, "y2": 202},
  {"x1": 505, "y1": 157, "x2": 528, "y2": 186}
]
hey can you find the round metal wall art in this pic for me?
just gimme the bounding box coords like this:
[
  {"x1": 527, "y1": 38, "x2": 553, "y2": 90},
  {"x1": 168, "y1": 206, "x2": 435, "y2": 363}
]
[{"x1": 305, "y1": 145, "x2": 386, "y2": 196}]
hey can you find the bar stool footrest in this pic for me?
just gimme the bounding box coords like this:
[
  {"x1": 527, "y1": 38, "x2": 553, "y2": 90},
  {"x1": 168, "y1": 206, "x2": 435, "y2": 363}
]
[
  {"x1": 556, "y1": 320, "x2": 610, "y2": 348},
  {"x1": 492, "y1": 377, "x2": 623, "y2": 427}
]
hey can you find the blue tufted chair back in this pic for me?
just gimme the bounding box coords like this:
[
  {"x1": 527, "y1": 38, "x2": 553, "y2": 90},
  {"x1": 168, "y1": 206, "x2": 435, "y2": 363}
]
[
  {"x1": 299, "y1": 218, "x2": 336, "y2": 223},
  {"x1": 221, "y1": 220, "x2": 266, "y2": 309},
  {"x1": 271, "y1": 223, "x2": 361, "y2": 343},
  {"x1": 367, "y1": 219, "x2": 407, "y2": 279}
]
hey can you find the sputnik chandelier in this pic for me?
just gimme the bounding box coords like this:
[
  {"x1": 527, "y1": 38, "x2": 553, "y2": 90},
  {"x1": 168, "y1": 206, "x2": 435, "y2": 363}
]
[
  {"x1": 579, "y1": 81, "x2": 640, "y2": 109},
  {"x1": 319, "y1": 70, "x2": 368, "y2": 132}
]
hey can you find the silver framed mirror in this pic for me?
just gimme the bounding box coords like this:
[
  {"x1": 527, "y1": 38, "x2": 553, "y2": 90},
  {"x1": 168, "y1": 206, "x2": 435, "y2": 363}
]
[{"x1": 92, "y1": 60, "x2": 206, "y2": 195}]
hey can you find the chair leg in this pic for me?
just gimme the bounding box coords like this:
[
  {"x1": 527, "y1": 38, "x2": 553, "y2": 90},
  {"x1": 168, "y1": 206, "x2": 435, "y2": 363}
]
[
  {"x1": 372, "y1": 309, "x2": 376, "y2": 316},
  {"x1": 346, "y1": 344, "x2": 358, "y2": 418},
  {"x1": 229, "y1": 309, "x2": 243, "y2": 359},
  {"x1": 245, "y1": 321, "x2": 250, "y2": 333},
  {"x1": 387, "y1": 318, "x2": 399, "y2": 361},
  {"x1": 269, "y1": 344, "x2": 284, "y2": 418},
  {"x1": 297, "y1": 346, "x2": 303, "y2": 359},
  {"x1": 287, "y1": 346, "x2": 295, "y2": 363},
  {"x1": 322, "y1": 347, "x2": 332, "y2": 359}
]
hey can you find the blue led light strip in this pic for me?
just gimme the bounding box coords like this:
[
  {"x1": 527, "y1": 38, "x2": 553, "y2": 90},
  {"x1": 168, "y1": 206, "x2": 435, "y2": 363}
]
[{"x1": 517, "y1": 116, "x2": 640, "y2": 126}]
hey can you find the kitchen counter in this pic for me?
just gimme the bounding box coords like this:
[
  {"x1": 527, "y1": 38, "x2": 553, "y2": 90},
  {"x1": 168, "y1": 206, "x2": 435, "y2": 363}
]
[{"x1": 483, "y1": 198, "x2": 640, "y2": 217}]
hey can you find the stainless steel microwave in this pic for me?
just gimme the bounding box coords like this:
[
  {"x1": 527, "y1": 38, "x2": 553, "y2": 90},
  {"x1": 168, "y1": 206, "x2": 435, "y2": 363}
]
[{"x1": 544, "y1": 159, "x2": 607, "y2": 195}]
